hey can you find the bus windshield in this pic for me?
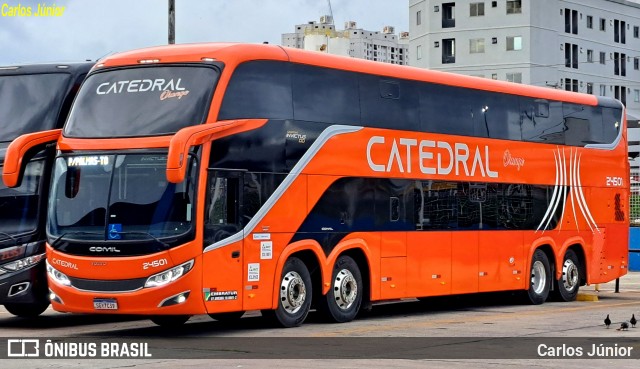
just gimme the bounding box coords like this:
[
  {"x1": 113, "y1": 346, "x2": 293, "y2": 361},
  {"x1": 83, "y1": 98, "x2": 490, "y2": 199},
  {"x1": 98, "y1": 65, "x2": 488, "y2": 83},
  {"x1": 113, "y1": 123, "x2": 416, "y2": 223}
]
[
  {"x1": 0, "y1": 73, "x2": 71, "y2": 142},
  {"x1": 48, "y1": 153, "x2": 196, "y2": 249},
  {"x1": 0, "y1": 158, "x2": 44, "y2": 245},
  {"x1": 64, "y1": 66, "x2": 218, "y2": 138}
]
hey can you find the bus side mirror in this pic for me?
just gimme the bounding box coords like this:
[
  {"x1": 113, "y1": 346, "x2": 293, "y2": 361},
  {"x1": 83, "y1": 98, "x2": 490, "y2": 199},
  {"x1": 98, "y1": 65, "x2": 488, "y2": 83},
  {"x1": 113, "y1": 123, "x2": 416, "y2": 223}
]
[
  {"x1": 166, "y1": 119, "x2": 267, "y2": 184},
  {"x1": 2, "y1": 129, "x2": 61, "y2": 188}
]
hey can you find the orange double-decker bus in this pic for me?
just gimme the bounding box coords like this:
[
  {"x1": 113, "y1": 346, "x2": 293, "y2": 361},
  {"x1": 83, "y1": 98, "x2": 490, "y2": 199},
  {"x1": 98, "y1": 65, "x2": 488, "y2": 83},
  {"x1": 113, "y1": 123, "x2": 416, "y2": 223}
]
[{"x1": 3, "y1": 43, "x2": 629, "y2": 327}]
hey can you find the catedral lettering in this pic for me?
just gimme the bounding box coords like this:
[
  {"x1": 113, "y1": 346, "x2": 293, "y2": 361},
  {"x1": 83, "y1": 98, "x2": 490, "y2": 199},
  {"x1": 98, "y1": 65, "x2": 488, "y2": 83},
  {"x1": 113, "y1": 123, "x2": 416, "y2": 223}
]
[
  {"x1": 96, "y1": 78, "x2": 185, "y2": 95},
  {"x1": 366, "y1": 136, "x2": 498, "y2": 178},
  {"x1": 3, "y1": 43, "x2": 628, "y2": 329},
  {"x1": 0, "y1": 62, "x2": 93, "y2": 318}
]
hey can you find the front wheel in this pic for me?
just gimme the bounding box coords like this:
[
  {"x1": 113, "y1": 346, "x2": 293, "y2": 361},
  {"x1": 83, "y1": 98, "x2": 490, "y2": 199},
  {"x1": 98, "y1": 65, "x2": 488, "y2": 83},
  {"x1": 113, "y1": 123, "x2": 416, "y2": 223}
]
[
  {"x1": 525, "y1": 249, "x2": 551, "y2": 305},
  {"x1": 4, "y1": 302, "x2": 49, "y2": 318},
  {"x1": 150, "y1": 315, "x2": 191, "y2": 327},
  {"x1": 262, "y1": 257, "x2": 312, "y2": 328},
  {"x1": 552, "y1": 249, "x2": 581, "y2": 302},
  {"x1": 317, "y1": 255, "x2": 362, "y2": 323}
]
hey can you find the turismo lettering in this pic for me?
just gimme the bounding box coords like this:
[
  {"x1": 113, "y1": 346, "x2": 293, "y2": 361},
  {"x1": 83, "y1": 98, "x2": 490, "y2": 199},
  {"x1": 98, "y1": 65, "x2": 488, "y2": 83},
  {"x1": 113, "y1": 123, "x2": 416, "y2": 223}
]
[
  {"x1": 366, "y1": 136, "x2": 498, "y2": 178},
  {"x1": 96, "y1": 78, "x2": 185, "y2": 95}
]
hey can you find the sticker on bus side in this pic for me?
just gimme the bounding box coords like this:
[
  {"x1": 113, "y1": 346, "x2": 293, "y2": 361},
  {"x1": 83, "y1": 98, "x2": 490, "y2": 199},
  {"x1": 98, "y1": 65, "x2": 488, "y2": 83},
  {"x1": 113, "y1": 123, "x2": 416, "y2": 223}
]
[
  {"x1": 252, "y1": 233, "x2": 270, "y2": 240},
  {"x1": 203, "y1": 288, "x2": 238, "y2": 301},
  {"x1": 248, "y1": 263, "x2": 260, "y2": 282},
  {"x1": 260, "y1": 241, "x2": 273, "y2": 260}
]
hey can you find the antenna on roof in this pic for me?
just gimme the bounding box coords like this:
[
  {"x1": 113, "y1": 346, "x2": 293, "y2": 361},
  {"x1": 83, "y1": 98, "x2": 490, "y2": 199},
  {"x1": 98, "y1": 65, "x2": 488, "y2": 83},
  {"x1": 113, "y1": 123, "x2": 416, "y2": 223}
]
[{"x1": 168, "y1": 0, "x2": 175, "y2": 44}]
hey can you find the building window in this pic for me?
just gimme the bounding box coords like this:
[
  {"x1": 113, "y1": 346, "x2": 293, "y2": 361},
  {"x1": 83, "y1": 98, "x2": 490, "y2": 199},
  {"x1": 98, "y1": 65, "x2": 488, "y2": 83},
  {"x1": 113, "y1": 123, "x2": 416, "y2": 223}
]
[
  {"x1": 600, "y1": 18, "x2": 606, "y2": 31},
  {"x1": 587, "y1": 15, "x2": 593, "y2": 29},
  {"x1": 587, "y1": 49, "x2": 593, "y2": 63},
  {"x1": 564, "y1": 43, "x2": 578, "y2": 69},
  {"x1": 635, "y1": 26, "x2": 639, "y2": 38},
  {"x1": 564, "y1": 78, "x2": 578, "y2": 92},
  {"x1": 564, "y1": 8, "x2": 578, "y2": 35},
  {"x1": 492, "y1": 37, "x2": 497, "y2": 44},
  {"x1": 442, "y1": 3, "x2": 456, "y2": 28},
  {"x1": 600, "y1": 51, "x2": 606, "y2": 64},
  {"x1": 417, "y1": 10, "x2": 422, "y2": 26},
  {"x1": 506, "y1": 72, "x2": 522, "y2": 83},
  {"x1": 470, "y1": 2, "x2": 485, "y2": 16},
  {"x1": 442, "y1": 38, "x2": 455, "y2": 63},
  {"x1": 587, "y1": 83, "x2": 593, "y2": 94},
  {"x1": 614, "y1": 85, "x2": 627, "y2": 105},
  {"x1": 614, "y1": 52, "x2": 627, "y2": 76},
  {"x1": 506, "y1": 36, "x2": 522, "y2": 51},
  {"x1": 600, "y1": 84, "x2": 606, "y2": 96},
  {"x1": 470, "y1": 38, "x2": 485, "y2": 53},
  {"x1": 492, "y1": 1, "x2": 497, "y2": 7},
  {"x1": 506, "y1": 0, "x2": 521, "y2": 14},
  {"x1": 416, "y1": 45, "x2": 422, "y2": 60},
  {"x1": 635, "y1": 57, "x2": 640, "y2": 70},
  {"x1": 614, "y1": 19, "x2": 626, "y2": 44},
  {"x1": 491, "y1": 73, "x2": 498, "y2": 79}
]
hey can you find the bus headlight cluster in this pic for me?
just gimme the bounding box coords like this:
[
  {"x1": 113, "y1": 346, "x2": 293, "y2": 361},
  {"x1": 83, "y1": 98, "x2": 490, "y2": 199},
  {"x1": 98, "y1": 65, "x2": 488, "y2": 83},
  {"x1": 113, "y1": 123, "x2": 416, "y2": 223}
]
[
  {"x1": 1, "y1": 253, "x2": 46, "y2": 273},
  {"x1": 144, "y1": 259, "x2": 194, "y2": 288},
  {"x1": 46, "y1": 260, "x2": 71, "y2": 286}
]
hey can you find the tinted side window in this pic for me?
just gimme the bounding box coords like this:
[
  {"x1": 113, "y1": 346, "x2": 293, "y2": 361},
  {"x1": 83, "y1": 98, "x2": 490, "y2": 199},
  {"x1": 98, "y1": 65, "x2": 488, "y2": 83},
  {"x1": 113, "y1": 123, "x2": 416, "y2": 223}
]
[
  {"x1": 601, "y1": 107, "x2": 622, "y2": 144},
  {"x1": 292, "y1": 64, "x2": 360, "y2": 125},
  {"x1": 520, "y1": 98, "x2": 565, "y2": 144},
  {"x1": 420, "y1": 84, "x2": 476, "y2": 136},
  {"x1": 219, "y1": 61, "x2": 293, "y2": 120},
  {"x1": 563, "y1": 104, "x2": 604, "y2": 146},
  {"x1": 473, "y1": 91, "x2": 522, "y2": 140},
  {"x1": 359, "y1": 74, "x2": 420, "y2": 130}
]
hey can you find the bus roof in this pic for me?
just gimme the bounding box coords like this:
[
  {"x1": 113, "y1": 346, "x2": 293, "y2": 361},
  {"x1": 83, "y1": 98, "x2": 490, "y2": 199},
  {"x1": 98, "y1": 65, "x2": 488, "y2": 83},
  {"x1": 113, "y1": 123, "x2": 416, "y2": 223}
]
[
  {"x1": 0, "y1": 62, "x2": 94, "y2": 77},
  {"x1": 96, "y1": 43, "x2": 601, "y2": 106}
]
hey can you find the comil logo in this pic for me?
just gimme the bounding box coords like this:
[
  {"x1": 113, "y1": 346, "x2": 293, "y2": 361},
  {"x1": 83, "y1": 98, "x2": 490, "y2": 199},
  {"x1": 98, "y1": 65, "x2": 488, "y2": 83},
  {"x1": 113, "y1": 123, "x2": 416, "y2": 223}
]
[
  {"x1": 503, "y1": 150, "x2": 525, "y2": 171},
  {"x1": 7, "y1": 339, "x2": 39, "y2": 357}
]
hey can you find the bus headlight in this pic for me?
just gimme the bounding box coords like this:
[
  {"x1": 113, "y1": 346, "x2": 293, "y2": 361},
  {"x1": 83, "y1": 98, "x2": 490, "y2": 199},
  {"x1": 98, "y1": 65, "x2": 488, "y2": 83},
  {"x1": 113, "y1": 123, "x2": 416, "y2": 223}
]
[
  {"x1": 2, "y1": 253, "x2": 46, "y2": 272},
  {"x1": 145, "y1": 259, "x2": 194, "y2": 288},
  {"x1": 46, "y1": 261, "x2": 71, "y2": 286}
]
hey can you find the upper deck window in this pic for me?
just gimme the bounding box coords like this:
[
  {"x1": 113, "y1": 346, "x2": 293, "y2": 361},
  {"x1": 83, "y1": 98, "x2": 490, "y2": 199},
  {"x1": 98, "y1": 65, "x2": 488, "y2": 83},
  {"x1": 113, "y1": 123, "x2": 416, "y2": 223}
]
[
  {"x1": 0, "y1": 73, "x2": 71, "y2": 142},
  {"x1": 64, "y1": 65, "x2": 218, "y2": 138}
]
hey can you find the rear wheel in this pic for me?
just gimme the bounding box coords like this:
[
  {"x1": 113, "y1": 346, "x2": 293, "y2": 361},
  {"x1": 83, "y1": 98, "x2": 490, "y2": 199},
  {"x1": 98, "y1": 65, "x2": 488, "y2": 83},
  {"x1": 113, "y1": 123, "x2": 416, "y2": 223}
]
[
  {"x1": 4, "y1": 302, "x2": 49, "y2": 318},
  {"x1": 526, "y1": 249, "x2": 551, "y2": 305},
  {"x1": 317, "y1": 255, "x2": 362, "y2": 323},
  {"x1": 150, "y1": 315, "x2": 190, "y2": 327},
  {"x1": 262, "y1": 257, "x2": 312, "y2": 328},
  {"x1": 553, "y1": 249, "x2": 581, "y2": 302}
]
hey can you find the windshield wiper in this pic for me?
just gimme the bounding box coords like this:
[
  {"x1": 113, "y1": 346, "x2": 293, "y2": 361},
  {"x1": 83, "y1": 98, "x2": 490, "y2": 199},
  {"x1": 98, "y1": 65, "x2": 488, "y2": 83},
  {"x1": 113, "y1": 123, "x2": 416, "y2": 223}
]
[
  {"x1": 0, "y1": 231, "x2": 18, "y2": 246},
  {"x1": 111, "y1": 231, "x2": 171, "y2": 249},
  {"x1": 50, "y1": 231, "x2": 105, "y2": 248}
]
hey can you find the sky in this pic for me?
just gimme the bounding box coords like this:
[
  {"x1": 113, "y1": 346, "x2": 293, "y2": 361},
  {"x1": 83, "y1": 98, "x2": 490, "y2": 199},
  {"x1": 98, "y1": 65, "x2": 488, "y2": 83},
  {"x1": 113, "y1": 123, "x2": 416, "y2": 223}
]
[{"x1": 0, "y1": 0, "x2": 409, "y2": 65}]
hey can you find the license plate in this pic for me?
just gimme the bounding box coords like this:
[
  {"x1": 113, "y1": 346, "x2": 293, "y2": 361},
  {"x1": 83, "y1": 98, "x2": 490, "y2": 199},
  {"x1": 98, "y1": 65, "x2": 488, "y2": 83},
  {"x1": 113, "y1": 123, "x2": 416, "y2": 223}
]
[{"x1": 93, "y1": 298, "x2": 118, "y2": 310}]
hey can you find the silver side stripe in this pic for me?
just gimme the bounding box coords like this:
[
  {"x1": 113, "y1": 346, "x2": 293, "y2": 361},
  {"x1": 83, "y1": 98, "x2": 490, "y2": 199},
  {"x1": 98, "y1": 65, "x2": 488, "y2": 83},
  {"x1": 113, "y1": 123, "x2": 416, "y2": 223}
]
[
  {"x1": 536, "y1": 147, "x2": 599, "y2": 234},
  {"x1": 203, "y1": 125, "x2": 363, "y2": 253}
]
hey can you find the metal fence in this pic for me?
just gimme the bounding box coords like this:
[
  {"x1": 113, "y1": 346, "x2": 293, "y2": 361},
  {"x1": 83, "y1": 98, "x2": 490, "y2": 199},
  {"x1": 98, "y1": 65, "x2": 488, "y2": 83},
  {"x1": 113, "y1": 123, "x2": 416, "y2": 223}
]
[{"x1": 631, "y1": 170, "x2": 640, "y2": 226}]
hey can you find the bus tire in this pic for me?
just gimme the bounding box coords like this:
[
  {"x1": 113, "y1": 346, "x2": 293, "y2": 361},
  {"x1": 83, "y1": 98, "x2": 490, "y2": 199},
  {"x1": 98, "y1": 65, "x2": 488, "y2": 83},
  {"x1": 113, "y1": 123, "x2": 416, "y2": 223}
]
[
  {"x1": 150, "y1": 315, "x2": 190, "y2": 327},
  {"x1": 526, "y1": 249, "x2": 551, "y2": 305},
  {"x1": 552, "y1": 249, "x2": 581, "y2": 302},
  {"x1": 209, "y1": 311, "x2": 244, "y2": 322},
  {"x1": 4, "y1": 302, "x2": 49, "y2": 318},
  {"x1": 318, "y1": 255, "x2": 362, "y2": 323},
  {"x1": 263, "y1": 257, "x2": 312, "y2": 328}
]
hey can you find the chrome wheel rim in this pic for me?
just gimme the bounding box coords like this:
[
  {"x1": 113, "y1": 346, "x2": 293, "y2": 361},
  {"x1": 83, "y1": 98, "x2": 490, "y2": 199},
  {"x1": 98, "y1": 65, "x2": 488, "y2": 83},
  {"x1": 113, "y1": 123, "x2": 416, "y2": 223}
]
[
  {"x1": 531, "y1": 260, "x2": 546, "y2": 295},
  {"x1": 562, "y1": 258, "x2": 579, "y2": 292},
  {"x1": 280, "y1": 271, "x2": 306, "y2": 314},
  {"x1": 333, "y1": 269, "x2": 358, "y2": 310}
]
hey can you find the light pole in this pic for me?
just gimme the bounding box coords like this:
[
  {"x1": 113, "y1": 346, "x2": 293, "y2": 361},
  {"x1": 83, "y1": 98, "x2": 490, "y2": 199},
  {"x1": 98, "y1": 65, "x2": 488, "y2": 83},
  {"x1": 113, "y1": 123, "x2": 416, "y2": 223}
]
[{"x1": 168, "y1": 0, "x2": 175, "y2": 44}]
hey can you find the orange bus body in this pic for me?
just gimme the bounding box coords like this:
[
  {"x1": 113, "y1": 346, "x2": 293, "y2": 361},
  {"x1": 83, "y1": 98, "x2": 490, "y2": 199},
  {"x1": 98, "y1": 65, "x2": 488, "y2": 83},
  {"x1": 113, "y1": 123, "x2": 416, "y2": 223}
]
[{"x1": 14, "y1": 43, "x2": 626, "y2": 322}]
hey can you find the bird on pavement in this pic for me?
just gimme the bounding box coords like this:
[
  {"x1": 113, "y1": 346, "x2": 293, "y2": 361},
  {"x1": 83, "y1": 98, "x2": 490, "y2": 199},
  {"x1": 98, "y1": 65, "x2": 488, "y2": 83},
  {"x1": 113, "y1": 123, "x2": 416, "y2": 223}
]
[
  {"x1": 631, "y1": 314, "x2": 637, "y2": 328},
  {"x1": 617, "y1": 321, "x2": 630, "y2": 331},
  {"x1": 604, "y1": 314, "x2": 611, "y2": 328}
]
